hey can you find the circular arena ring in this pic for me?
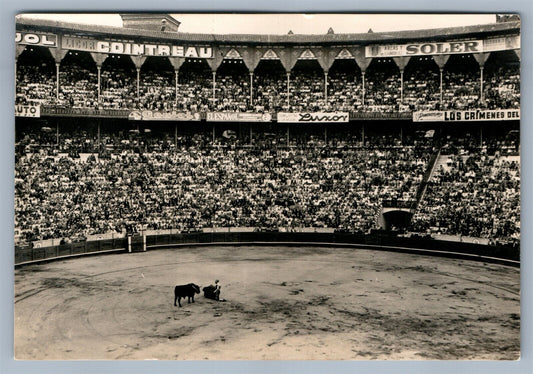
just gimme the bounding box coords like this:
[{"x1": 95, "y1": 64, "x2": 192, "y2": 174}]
[{"x1": 14, "y1": 245, "x2": 520, "y2": 360}]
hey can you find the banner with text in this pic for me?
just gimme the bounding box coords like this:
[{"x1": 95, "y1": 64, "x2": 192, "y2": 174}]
[
  {"x1": 129, "y1": 110, "x2": 200, "y2": 121},
  {"x1": 365, "y1": 36, "x2": 520, "y2": 58},
  {"x1": 16, "y1": 32, "x2": 57, "y2": 47},
  {"x1": 61, "y1": 36, "x2": 213, "y2": 58},
  {"x1": 15, "y1": 104, "x2": 40, "y2": 118},
  {"x1": 206, "y1": 112, "x2": 272, "y2": 122},
  {"x1": 277, "y1": 112, "x2": 349, "y2": 123},
  {"x1": 413, "y1": 109, "x2": 520, "y2": 122}
]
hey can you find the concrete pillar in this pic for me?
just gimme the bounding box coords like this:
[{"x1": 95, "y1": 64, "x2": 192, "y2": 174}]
[
  {"x1": 136, "y1": 68, "x2": 140, "y2": 99},
  {"x1": 55, "y1": 62, "x2": 60, "y2": 100},
  {"x1": 175, "y1": 70, "x2": 179, "y2": 105},
  {"x1": 286, "y1": 72, "x2": 291, "y2": 108},
  {"x1": 361, "y1": 72, "x2": 366, "y2": 106},
  {"x1": 400, "y1": 70, "x2": 404, "y2": 104},
  {"x1": 439, "y1": 68, "x2": 444, "y2": 106},
  {"x1": 97, "y1": 66, "x2": 101, "y2": 103},
  {"x1": 324, "y1": 71, "x2": 328, "y2": 102},
  {"x1": 249, "y1": 72, "x2": 254, "y2": 107},
  {"x1": 480, "y1": 66, "x2": 484, "y2": 102}
]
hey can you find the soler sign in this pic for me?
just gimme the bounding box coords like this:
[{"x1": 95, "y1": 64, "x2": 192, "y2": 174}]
[{"x1": 366, "y1": 40, "x2": 483, "y2": 58}]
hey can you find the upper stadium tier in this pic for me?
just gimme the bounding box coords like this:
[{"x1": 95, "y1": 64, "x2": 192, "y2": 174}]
[{"x1": 15, "y1": 16, "x2": 521, "y2": 117}]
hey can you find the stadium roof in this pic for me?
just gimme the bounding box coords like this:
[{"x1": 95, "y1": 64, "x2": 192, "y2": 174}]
[{"x1": 16, "y1": 17, "x2": 520, "y2": 45}]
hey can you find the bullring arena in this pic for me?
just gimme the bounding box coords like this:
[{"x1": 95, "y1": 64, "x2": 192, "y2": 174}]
[
  {"x1": 15, "y1": 245, "x2": 520, "y2": 360},
  {"x1": 14, "y1": 13, "x2": 521, "y2": 361}
]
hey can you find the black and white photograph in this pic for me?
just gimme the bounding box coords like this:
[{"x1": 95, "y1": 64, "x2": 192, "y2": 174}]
[{"x1": 13, "y1": 12, "x2": 521, "y2": 360}]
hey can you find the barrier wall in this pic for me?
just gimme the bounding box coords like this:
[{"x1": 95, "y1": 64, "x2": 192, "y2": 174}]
[
  {"x1": 15, "y1": 232, "x2": 519, "y2": 267},
  {"x1": 15, "y1": 237, "x2": 128, "y2": 265}
]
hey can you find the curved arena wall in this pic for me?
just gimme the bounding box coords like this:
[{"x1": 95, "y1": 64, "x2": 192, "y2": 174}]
[{"x1": 14, "y1": 232, "x2": 519, "y2": 267}]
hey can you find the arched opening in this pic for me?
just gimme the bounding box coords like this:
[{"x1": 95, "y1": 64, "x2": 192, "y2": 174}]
[
  {"x1": 403, "y1": 56, "x2": 440, "y2": 111},
  {"x1": 365, "y1": 58, "x2": 400, "y2": 111},
  {"x1": 100, "y1": 54, "x2": 136, "y2": 109},
  {"x1": 291, "y1": 59, "x2": 324, "y2": 112},
  {"x1": 16, "y1": 46, "x2": 55, "y2": 105},
  {"x1": 215, "y1": 59, "x2": 249, "y2": 111},
  {"x1": 328, "y1": 59, "x2": 361, "y2": 111},
  {"x1": 254, "y1": 59, "x2": 286, "y2": 112},
  {"x1": 383, "y1": 210, "x2": 413, "y2": 231},
  {"x1": 177, "y1": 58, "x2": 211, "y2": 111},
  {"x1": 442, "y1": 54, "x2": 480, "y2": 110},
  {"x1": 483, "y1": 50, "x2": 520, "y2": 109},
  {"x1": 139, "y1": 56, "x2": 174, "y2": 111},
  {"x1": 59, "y1": 50, "x2": 97, "y2": 108}
]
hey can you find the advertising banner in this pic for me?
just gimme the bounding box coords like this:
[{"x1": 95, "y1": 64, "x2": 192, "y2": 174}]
[
  {"x1": 277, "y1": 112, "x2": 349, "y2": 123},
  {"x1": 366, "y1": 40, "x2": 484, "y2": 58},
  {"x1": 413, "y1": 109, "x2": 520, "y2": 122},
  {"x1": 61, "y1": 36, "x2": 213, "y2": 58},
  {"x1": 483, "y1": 35, "x2": 521, "y2": 52},
  {"x1": 206, "y1": 112, "x2": 272, "y2": 122},
  {"x1": 16, "y1": 32, "x2": 57, "y2": 47},
  {"x1": 15, "y1": 104, "x2": 40, "y2": 118},
  {"x1": 128, "y1": 110, "x2": 200, "y2": 121}
]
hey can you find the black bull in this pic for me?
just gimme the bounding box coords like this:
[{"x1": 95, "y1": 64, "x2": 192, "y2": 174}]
[{"x1": 174, "y1": 283, "x2": 201, "y2": 307}]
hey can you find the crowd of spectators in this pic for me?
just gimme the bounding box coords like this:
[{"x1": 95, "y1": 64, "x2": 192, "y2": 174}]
[
  {"x1": 411, "y1": 136, "x2": 520, "y2": 245},
  {"x1": 16, "y1": 53, "x2": 520, "y2": 113},
  {"x1": 15, "y1": 130, "x2": 432, "y2": 244}
]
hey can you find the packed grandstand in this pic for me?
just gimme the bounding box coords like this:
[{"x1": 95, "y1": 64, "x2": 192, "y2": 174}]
[{"x1": 14, "y1": 15, "x2": 521, "y2": 249}]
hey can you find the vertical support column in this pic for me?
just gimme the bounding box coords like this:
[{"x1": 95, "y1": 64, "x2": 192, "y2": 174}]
[
  {"x1": 473, "y1": 53, "x2": 490, "y2": 105},
  {"x1": 56, "y1": 122, "x2": 59, "y2": 147},
  {"x1": 400, "y1": 70, "x2": 404, "y2": 104},
  {"x1": 175, "y1": 123, "x2": 178, "y2": 148},
  {"x1": 89, "y1": 53, "x2": 108, "y2": 106},
  {"x1": 287, "y1": 126, "x2": 290, "y2": 148},
  {"x1": 175, "y1": 70, "x2": 179, "y2": 106},
  {"x1": 480, "y1": 66, "x2": 484, "y2": 102},
  {"x1": 392, "y1": 57, "x2": 410, "y2": 106},
  {"x1": 128, "y1": 236, "x2": 132, "y2": 253},
  {"x1": 136, "y1": 68, "x2": 140, "y2": 99},
  {"x1": 212, "y1": 71, "x2": 216, "y2": 100},
  {"x1": 286, "y1": 72, "x2": 291, "y2": 108},
  {"x1": 324, "y1": 71, "x2": 328, "y2": 103},
  {"x1": 325, "y1": 127, "x2": 327, "y2": 145},
  {"x1": 439, "y1": 68, "x2": 444, "y2": 106},
  {"x1": 361, "y1": 72, "x2": 366, "y2": 106},
  {"x1": 249, "y1": 72, "x2": 254, "y2": 107},
  {"x1": 353, "y1": 47, "x2": 372, "y2": 109},
  {"x1": 432, "y1": 55, "x2": 450, "y2": 109},
  {"x1": 169, "y1": 57, "x2": 186, "y2": 107},
  {"x1": 97, "y1": 66, "x2": 101, "y2": 103},
  {"x1": 50, "y1": 48, "x2": 68, "y2": 102},
  {"x1": 212, "y1": 125, "x2": 215, "y2": 144},
  {"x1": 55, "y1": 62, "x2": 60, "y2": 100},
  {"x1": 362, "y1": 124, "x2": 365, "y2": 146},
  {"x1": 250, "y1": 126, "x2": 253, "y2": 145}
]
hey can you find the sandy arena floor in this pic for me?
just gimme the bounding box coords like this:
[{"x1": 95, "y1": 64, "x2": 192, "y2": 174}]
[{"x1": 14, "y1": 246, "x2": 520, "y2": 360}]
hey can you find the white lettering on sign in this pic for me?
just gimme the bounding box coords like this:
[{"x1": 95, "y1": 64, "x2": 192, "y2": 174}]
[
  {"x1": 413, "y1": 109, "x2": 520, "y2": 122},
  {"x1": 61, "y1": 36, "x2": 213, "y2": 58},
  {"x1": 15, "y1": 105, "x2": 40, "y2": 117},
  {"x1": 366, "y1": 40, "x2": 485, "y2": 57},
  {"x1": 16, "y1": 32, "x2": 57, "y2": 47}
]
